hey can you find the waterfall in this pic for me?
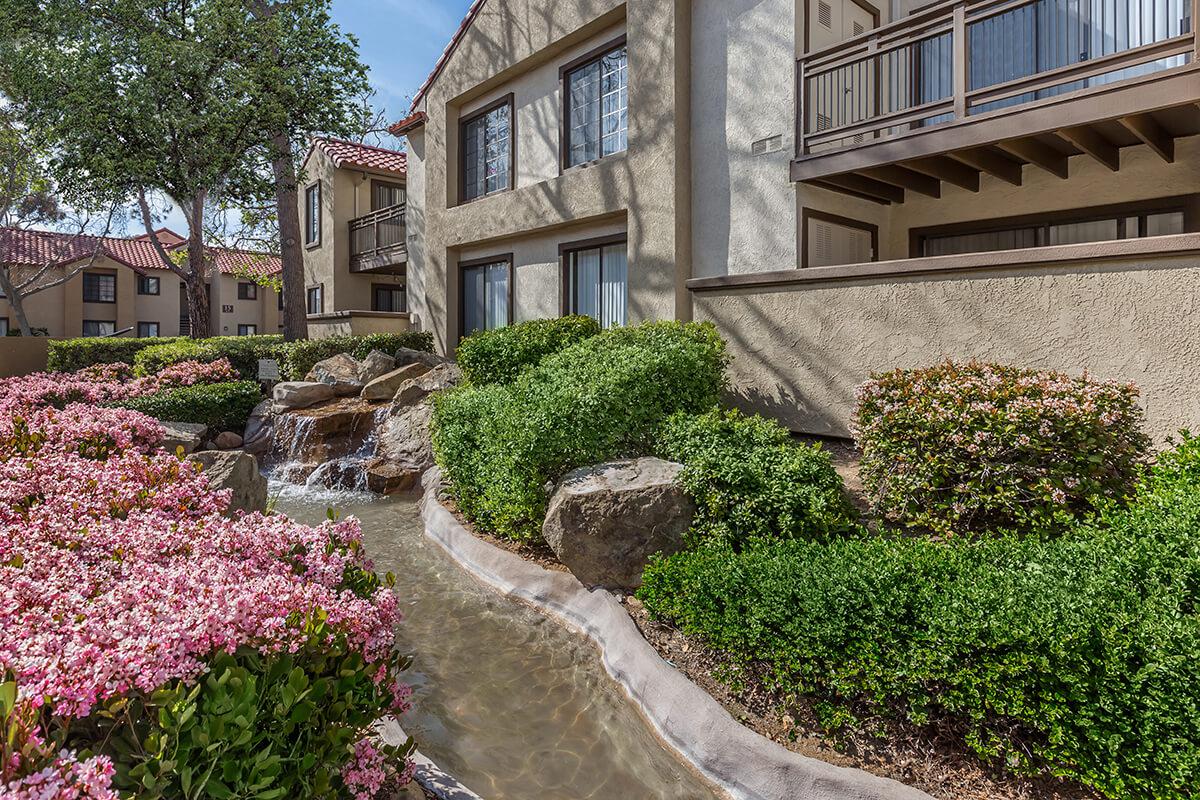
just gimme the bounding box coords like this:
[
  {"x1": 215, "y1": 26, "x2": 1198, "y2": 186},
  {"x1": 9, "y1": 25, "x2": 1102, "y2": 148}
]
[{"x1": 264, "y1": 400, "x2": 390, "y2": 493}]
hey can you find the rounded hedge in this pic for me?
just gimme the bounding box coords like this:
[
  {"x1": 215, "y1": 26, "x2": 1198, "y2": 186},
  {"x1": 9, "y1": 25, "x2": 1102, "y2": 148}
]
[
  {"x1": 48, "y1": 337, "x2": 189, "y2": 372},
  {"x1": 117, "y1": 381, "x2": 263, "y2": 432},
  {"x1": 133, "y1": 336, "x2": 284, "y2": 379},
  {"x1": 455, "y1": 315, "x2": 601, "y2": 385}
]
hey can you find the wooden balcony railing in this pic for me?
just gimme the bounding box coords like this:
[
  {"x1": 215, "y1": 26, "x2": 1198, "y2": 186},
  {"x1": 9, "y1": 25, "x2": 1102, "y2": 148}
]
[
  {"x1": 350, "y1": 204, "x2": 406, "y2": 272},
  {"x1": 797, "y1": 0, "x2": 1196, "y2": 156}
]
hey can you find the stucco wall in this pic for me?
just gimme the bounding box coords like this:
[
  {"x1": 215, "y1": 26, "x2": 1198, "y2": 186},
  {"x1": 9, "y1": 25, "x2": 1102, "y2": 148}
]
[
  {"x1": 693, "y1": 245, "x2": 1200, "y2": 442},
  {"x1": 0, "y1": 337, "x2": 51, "y2": 376}
]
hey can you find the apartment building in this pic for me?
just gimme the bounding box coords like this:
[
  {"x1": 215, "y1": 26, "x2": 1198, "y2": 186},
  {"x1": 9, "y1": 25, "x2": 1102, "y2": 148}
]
[
  {"x1": 298, "y1": 138, "x2": 411, "y2": 337},
  {"x1": 386, "y1": 0, "x2": 1199, "y2": 439},
  {"x1": 0, "y1": 227, "x2": 281, "y2": 338}
]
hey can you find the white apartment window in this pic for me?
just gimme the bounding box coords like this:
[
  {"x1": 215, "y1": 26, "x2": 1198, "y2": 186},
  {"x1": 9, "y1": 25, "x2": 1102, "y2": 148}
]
[
  {"x1": 306, "y1": 285, "x2": 323, "y2": 315},
  {"x1": 83, "y1": 272, "x2": 116, "y2": 303},
  {"x1": 460, "y1": 257, "x2": 510, "y2": 338},
  {"x1": 137, "y1": 321, "x2": 160, "y2": 338},
  {"x1": 82, "y1": 320, "x2": 115, "y2": 337},
  {"x1": 461, "y1": 97, "x2": 512, "y2": 202},
  {"x1": 564, "y1": 239, "x2": 627, "y2": 329},
  {"x1": 564, "y1": 41, "x2": 628, "y2": 168},
  {"x1": 304, "y1": 182, "x2": 321, "y2": 246},
  {"x1": 238, "y1": 324, "x2": 257, "y2": 336},
  {"x1": 137, "y1": 275, "x2": 160, "y2": 295}
]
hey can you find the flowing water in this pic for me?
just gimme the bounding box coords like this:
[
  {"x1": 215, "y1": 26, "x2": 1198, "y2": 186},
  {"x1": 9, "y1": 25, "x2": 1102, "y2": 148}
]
[{"x1": 273, "y1": 483, "x2": 722, "y2": 800}]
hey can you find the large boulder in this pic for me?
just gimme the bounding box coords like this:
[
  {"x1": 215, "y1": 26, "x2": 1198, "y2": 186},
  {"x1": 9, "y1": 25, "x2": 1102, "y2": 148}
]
[
  {"x1": 159, "y1": 421, "x2": 208, "y2": 455},
  {"x1": 242, "y1": 399, "x2": 274, "y2": 456},
  {"x1": 393, "y1": 363, "x2": 463, "y2": 406},
  {"x1": 273, "y1": 381, "x2": 336, "y2": 411},
  {"x1": 542, "y1": 458, "x2": 694, "y2": 590},
  {"x1": 357, "y1": 350, "x2": 396, "y2": 384},
  {"x1": 306, "y1": 353, "x2": 363, "y2": 397},
  {"x1": 213, "y1": 431, "x2": 243, "y2": 450},
  {"x1": 395, "y1": 347, "x2": 451, "y2": 370},
  {"x1": 189, "y1": 450, "x2": 268, "y2": 516},
  {"x1": 361, "y1": 362, "x2": 431, "y2": 402},
  {"x1": 376, "y1": 402, "x2": 435, "y2": 477}
]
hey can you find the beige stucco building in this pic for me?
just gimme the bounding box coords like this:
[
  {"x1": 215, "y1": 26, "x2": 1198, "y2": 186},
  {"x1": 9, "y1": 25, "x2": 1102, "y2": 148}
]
[{"x1": 362, "y1": 0, "x2": 1199, "y2": 439}]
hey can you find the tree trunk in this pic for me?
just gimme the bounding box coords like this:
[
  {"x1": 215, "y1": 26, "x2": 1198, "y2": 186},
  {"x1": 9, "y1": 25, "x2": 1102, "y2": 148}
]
[
  {"x1": 270, "y1": 130, "x2": 308, "y2": 342},
  {"x1": 0, "y1": 271, "x2": 32, "y2": 336},
  {"x1": 185, "y1": 203, "x2": 211, "y2": 338}
]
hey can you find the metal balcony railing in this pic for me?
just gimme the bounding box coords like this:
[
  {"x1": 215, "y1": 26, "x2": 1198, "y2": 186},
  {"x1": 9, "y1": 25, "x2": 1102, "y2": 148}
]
[{"x1": 349, "y1": 204, "x2": 407, "y2": 272}]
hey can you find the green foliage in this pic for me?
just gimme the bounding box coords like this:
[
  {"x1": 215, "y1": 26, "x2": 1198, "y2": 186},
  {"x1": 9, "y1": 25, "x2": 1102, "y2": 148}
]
[
  {"x1": 278, "y1": 332, "x2": 435, "y2": 381},
  {"x1": 118, "y1": 381, "x2": 263, "y2": 431},
  {"x1": 432, "y1": 321, "x2": 728, "y2": 541},
  {"x1": 47, "y1": 337, "x2": 189, "y2": 372},
  {"x1": 133, "y1": 336, "x2": 285, "y2": 379},
  {"x1": 639, "y1": 440, "x2": 1200, "y2": 800},
  {"x1": 854, "y1": 361, "x2": 1150, "y2": 537},
  {"x1": 656, "y1": 409, "x2": 855, "y2": 547},
  {"x1": 456, "y1": 316, "x2": 601, "y2": 385}
]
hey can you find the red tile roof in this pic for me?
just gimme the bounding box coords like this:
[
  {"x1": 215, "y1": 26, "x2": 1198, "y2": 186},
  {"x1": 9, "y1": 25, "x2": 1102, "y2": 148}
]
[
  {"x1": 311, "y1": 137, "x2": 407, "y2": 175},
  {"x1": 0, "y1": 227, "x2": 282, "y2": 277},
  {"x1": 388, "y1": 111, "x2": 427, "y2": 137},
  {"x1": 405, "y1": 0, "x2": 488, "y2": 115}
]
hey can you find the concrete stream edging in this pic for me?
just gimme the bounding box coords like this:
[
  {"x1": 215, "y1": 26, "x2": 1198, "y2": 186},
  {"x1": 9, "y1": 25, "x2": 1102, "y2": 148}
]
[{"x1": 418, "y1": 469, "x2": 935, "y2": 800}]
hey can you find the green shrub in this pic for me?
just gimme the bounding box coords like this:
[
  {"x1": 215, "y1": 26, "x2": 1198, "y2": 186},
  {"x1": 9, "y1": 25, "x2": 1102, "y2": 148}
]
[
  {"x1": 854, "y1": 360, "x2": 1150, "y2": 537},
  {"x1": 433, "y1": 321, "x2": 728, "y2": 541},
  {"x1": 117, "y1": 381, "x2": 263, "y2": 431},
  {"x1": 640, "y1": 444, "x2": 1200, "y2": 799},
  {"x1": 279, "y1": 332, "x2": 435, "y2": 381},
  {"x1": 48, "y1": 336, "x2": 188, "y2": 372},
  {"x1": 133, "y1": 336, "x2": 284, "y2": 379},
  {"x1": 656, "y1": 409, "x2": 855, "y2": 547},
  {"x1": 456, "y1": 316, "x2": 601, "y2": 385}
]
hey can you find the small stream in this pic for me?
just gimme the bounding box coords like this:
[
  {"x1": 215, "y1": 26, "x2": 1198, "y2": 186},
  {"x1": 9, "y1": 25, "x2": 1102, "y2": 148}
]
[{"x1": 272, "y1": 483, "x2": 722, "y2": 800}]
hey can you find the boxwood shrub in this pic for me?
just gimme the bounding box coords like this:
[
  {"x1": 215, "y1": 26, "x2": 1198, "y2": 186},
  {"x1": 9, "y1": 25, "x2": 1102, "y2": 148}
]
[
  {"x1": 854, "y1": 360, "x2": 1150, "y2": 537},
  {"x1": 117, "y1": 381, "x2": 263, "y2": 431},
  {"x1": 133, "y1": 336, "x2": 284, "y2": 379},
  {"x1": 456, "y1": 315, "x2": 601, "y2": 385},
  {"x1": 279, "y1": 332, "x2": 435, "y2": 381},
  {"x1": 656, "y1": 409, "x2": 855, "y2": 547},
  {"x1": 432, "y1": 321, "x2": 728, "y2": 541},
  {"x1": 47, "y1": 336, "x2": 188, "y2": 372},
  {"x1": 639, "y1": 438, "x2": 1200, "y2": 799}
]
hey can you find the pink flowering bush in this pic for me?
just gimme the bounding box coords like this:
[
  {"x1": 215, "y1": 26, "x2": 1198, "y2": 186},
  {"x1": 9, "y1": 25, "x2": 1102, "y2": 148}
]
[
  {"x1": 0, "y1": 404, "x2": 414, "y2": 798},
  {"x1": 854, "y1": 360, "x2": 1151, "y2": 536}
]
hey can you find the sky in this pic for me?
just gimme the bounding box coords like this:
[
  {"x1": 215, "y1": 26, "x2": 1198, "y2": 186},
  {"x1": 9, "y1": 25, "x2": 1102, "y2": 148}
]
[{"x1": 157, "y1": 0, "x2": 473, "y2": 237}]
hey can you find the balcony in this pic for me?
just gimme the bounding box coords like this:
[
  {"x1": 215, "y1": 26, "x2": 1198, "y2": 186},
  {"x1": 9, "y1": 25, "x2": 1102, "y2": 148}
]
[
  {"x1": 793, "y1": 0, "x2": 1200, "y2": 202},
  {"x1": 350, "y1": 204, "x2": 407, "y2": 273}
]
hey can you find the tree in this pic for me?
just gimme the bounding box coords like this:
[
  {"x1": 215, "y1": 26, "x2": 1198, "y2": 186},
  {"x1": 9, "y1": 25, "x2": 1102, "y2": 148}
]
[{"x1": 0, "y1": 108, "x2": 115, "y2": 336}]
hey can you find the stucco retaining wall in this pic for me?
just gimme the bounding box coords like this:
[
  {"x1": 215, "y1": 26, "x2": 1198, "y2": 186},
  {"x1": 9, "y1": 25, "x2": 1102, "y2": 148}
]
[
  {"x1": 419, "y1": 468, "x2": 933, "y2": 800},
  {"x1": 0, "y1": 337, "x2": 51, "y2": 377}
]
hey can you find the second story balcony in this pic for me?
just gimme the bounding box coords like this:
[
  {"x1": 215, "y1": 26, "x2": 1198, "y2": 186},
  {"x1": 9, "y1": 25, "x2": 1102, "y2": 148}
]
[
  {"x1": 792, "y1": 0, "x2": 1199, "y2": 202},
  {"x1": 350, "y1": 204, "x2": 407, "y2": 273}
]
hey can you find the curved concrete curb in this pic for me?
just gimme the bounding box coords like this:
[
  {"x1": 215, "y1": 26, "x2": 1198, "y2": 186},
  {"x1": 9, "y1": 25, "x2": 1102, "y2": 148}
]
[
  {"x1": 381, "y1": 719, "x2": 486, "y2": 800},
  {"x1": 419, "y1": 469, "x2": 934, "y2": 800}
]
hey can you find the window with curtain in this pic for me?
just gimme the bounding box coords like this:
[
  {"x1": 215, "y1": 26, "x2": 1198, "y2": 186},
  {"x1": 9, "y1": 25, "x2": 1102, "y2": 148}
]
[
  {"x1": 306, "y1": 285, "x2": 323, "y2": 315},
  {"x1": 372, "y1": 181, "x2": 406, "y2": 211},
  {"x1": 461, "y1": 99, "x2": 512, "y2": 202},
  {"x1": 136, "y1": 322, "x2": 160, "y2": 338},
  {"x1": 461, "y1": 260, "x2": 510, "y2": 337},
  {"x1": 564, "y1": 43, "x2": 628, "y2": 168},
  {"x1": 372, "y1": 284, "x2": 407, "y2": 313},
  {"x1": 237, "y1": 282, "x2": 257, "y2": 300},
  {"x1": 137, "y1": 275, "x2": 160, "y2": 295},
  {"x1": 0, "y1": 318, "x2": 9, "y2": 336},
  {"x1": 82, "y1": 320, "x2": 115, "y2": 337},
  {"x1": 304, "y1": 183, "x2": 321, "y2": 245},
  {"x1": 565, "y1": 241, "x2": 627, "y2": 329},
  {"x1": 237, "y1": 324, "x2": 257, "y2": 336},
  {"x1": 82, "y1": 272, "x2": 116, "y2": 303}
]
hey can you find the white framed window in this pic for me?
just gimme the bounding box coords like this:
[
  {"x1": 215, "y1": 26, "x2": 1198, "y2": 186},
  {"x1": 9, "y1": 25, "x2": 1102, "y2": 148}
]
[
  {"x1": 563, "y1": 238, "x2": 627, "y2": 329},
  {"x1": 564, "y1": 40, "x2": 628, "y2": 168}
]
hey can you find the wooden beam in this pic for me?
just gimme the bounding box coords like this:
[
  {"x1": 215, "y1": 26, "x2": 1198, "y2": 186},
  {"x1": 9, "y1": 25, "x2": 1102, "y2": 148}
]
[
  {"x1": 997, "y1": 137, "x2": 1069, "y2": 178},
  {"x1": 948, "y1": 148, "x2": 1023, "y2": 186},
  {"x1": 860, "y1": 165, "x2": 942, "y2": 198},
  {"x1": 1119, "y1": 113, "x2": 1175, "y2": 163},
  {"x1": 814, "y1": 173, "x2": 904, "y2": 204},
  {"x1": 1056, "y1": 125, "x2": 1120, "y2": 171},
  {"x1": 903, "y1": 156, "x2": 981, "y2": 192}
]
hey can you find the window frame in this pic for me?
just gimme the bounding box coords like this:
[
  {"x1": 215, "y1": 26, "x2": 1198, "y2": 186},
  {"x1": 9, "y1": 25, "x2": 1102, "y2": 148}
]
[
  {"x1": 82, "y1": 271, "x2": 117, "y2": 304},
  {"x1": 559, "y1": 35, "x2": 629, "y2": 173},
  {"x1": 304, "y1": 181, "x2": 322, "y2": 248},
  {"x1": 801, "y1": 209, "x2": 879, "y2": 268},
  {"x1": 458, "y1": 253, "x2": 514, "y2": 342},
  {"x1": 371, "y1": 179, "x2": 406, "y2": 211},
  {"x1": 371, "y1": 282, "x2": 408, "y2": 313},
  {"x1": 458, "y1": 93, "x2": 516, "y2": 205},
  {"x1": 137, "y1": 275, "x2": 160, "y2": 296},
  {"x1": 136, "y1": 321, "x2": 160, "y2": 338},
  {"x1": 82, "y1": 319, "x2": 116, "y2": 337},
  {"x1": 306, "y1": 284, "x2": 324, "y2": 315},
  {"x1": 237, "y1": 281, "x2": 258, "y2": 301},
  {"x1": 909, "y1": 196, "x2": 1195, "y2": 258},
  {"x1": 558, "y1": 234, "x2": 629, "y2": 325},
  {"x1": 237, "y1": 324, "x2": 258, "y2": 336}
]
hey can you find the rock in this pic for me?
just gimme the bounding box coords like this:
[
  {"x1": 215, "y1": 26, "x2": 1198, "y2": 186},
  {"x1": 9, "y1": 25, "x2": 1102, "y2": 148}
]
[
  {"x1": 542, "y1": 458, "x2": 694, "y2": 590},
  {"x1": 361, "y1": 363, "x2": 431, "y2": 402},
  {"x1": 159, "y1": 421, "x2": 208, "y2": 455},
  {"x1": 214, "y1": 431, "x2": 243, "y2": 450},
  {"x1": 273, "y1": 381, "x2": 336, "y2": 411},
  {"x1": 306, "y1": 353, "x2": 363, "y2": 396},
  {"x1": 188, "y1": 450, "x2": 267, "y2": 516},
  {"x1": 357, "y1": 350, "x2": 396, "y2": 384},
  {"x1": 376, "y1": 402, "x2": 435, "y2": 475},
  {"x1": 242, "y1": 399, "x2": 274, "y2": 456},
  {"x1": 393, "y1": 363, "x2": 463, "y2": 406},
  {"x1": 395, "y1": 347, "x2": 451, "y2": 370},
  {"x1": 365, "y1": 459, "x2": 422, "y2": 495}
]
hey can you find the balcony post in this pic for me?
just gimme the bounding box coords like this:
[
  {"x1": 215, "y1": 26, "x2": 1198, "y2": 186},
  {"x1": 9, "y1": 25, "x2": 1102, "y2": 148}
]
[
  {"x1": 796, "y1": 60, "x2": 806, "y2": 156},
  {"x1": 952, "y1": 4, "x2": 968, "y2": 119}
]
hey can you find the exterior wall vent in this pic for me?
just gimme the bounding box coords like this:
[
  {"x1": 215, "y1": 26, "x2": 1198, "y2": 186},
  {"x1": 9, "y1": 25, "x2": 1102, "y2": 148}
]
[
  {"x1": 751, "y1": 135, "x2": 784, "y2": 156},
  {"x1": 818, "y1": 0, "x2": 833, "y2": 28}
]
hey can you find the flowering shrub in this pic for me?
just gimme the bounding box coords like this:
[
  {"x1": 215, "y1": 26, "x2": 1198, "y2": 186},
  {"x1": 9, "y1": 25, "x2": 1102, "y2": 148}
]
[
  {"x1": 854, "y1": 361, "x2": 1150, "y2": 536},
  {"x1": 0, "y1": 402, "x2": 414, "y2": 797}
]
